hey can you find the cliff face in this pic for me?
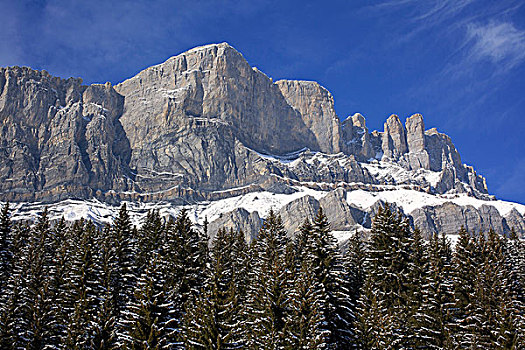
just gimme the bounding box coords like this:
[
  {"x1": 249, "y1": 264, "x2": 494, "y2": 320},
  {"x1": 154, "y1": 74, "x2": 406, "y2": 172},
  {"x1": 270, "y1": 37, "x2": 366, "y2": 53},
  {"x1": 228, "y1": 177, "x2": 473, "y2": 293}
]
[
  {"x1": 1, "y1": 43, "x2": 520, "y2": 238},
  {"x1": 276, "y1": 80, "x2": 342, "y2": 154},
  {"x1": 0, "y1": 67, "x2": 131, "y2": 202}
]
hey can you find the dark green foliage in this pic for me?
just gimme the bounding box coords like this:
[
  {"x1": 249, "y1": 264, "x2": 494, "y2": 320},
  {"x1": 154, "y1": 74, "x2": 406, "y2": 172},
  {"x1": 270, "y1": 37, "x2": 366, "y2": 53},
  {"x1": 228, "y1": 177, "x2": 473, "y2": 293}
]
[
  {"x1": 112, "y1": 204, "x2": 137, "y2": 314},
  {"x1": 285, "y1": 219, "x2": 328, "y2": 349},
  {"x1": 357, "y1": 205, "x2": 414, "y2": 348},
  {"x1": 136, "y1": 209, "x2": 165, "y2": 270},
  {"x1": 123, "y1": 252, "x2": 170, "y2": 350},
  {"x1": 64, "y1": 220, "x2": 99, "y2": 349},
  {"x1": 14, "y1": 208, "x2": 56, "y2": 349},
  {"x1": 413, "y1": 232, "x2": 455, "y2": 349},
  {"x1": 92, "y1": 225, "x2": 118, "y2": 350},
  {"x1": 244, "y1": 209, "x2": 292, "y2": 348},
  {"x1": 163, "y1": 209, "x2": 209, "y2": 345},
  {"x1": 183, "y1": 228, "x2": 242, "y2": 349},
  {"x1": 310, "y1": 208, "x2": 354, "y2": 349},
  {"x1": 0, "y1": 202, "x2": 523, "y2": 349},
  {"x1": 0, "y1": 202, "x2": 12, "y2": 288}
]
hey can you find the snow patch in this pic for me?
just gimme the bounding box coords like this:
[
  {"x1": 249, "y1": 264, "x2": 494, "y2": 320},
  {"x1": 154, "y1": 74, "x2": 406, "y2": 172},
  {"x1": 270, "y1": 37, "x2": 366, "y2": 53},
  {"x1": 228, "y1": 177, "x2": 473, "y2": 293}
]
[
  {"x1": 346, "y1": 188, "x2": 525, "y2": 216},
  {"x1": 361, "y1": 160, "x2": 442, "y2": 187}
]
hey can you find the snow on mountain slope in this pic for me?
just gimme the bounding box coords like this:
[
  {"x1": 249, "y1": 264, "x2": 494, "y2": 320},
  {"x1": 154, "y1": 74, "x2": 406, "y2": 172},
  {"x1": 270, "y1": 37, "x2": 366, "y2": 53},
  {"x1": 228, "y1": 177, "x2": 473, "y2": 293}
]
[
  {"x1": 3, "y1": 186, "x2": 327, "y2": 228},
  {"x1": 360, "y1": 160, "x2": 442, "y2": 188},
  {"x1": 346, "y1": 189, "x2": 525, "y2": 216}
]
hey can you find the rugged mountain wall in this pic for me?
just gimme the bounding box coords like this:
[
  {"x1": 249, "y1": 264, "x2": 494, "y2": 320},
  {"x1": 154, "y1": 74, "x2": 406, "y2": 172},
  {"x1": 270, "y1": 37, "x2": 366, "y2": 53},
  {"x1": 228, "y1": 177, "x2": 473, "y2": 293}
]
[
  {"x1": 0, "y1": 67, "x2": 131, "y2": 202},
  {"x1": 1, "y1": 42, "x2": 518, "y2": 239},
  {"x1": 276, "y1": 80, "x2": 342, "y2": 154}
]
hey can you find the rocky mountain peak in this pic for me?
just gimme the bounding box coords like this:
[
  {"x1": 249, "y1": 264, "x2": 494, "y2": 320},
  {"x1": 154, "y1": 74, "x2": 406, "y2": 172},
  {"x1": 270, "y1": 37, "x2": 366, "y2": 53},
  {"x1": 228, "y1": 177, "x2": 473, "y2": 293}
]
[
  {"x1": 351, "y1": 113, "x2": 366, "y2": 128},
  {"x1": 0, "y1": 43, "x2": 491, "y2": 205},
  {"x1": 276, "y1": 79, "x2": 341, "y2": 154},
  {"x1": 382, "y1": 114, "x2": 408, "y2": 158},
  {"x1": 1, "y1": 42, "x2": 523, "y2": 240}
]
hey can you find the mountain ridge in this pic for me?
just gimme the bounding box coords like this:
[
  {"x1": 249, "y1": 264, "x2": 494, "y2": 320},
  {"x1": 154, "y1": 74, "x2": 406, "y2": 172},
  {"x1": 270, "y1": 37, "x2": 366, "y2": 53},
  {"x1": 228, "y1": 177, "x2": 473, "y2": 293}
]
[{"x1": 0, "y1": 42, "x2": 522, "y2": 239}]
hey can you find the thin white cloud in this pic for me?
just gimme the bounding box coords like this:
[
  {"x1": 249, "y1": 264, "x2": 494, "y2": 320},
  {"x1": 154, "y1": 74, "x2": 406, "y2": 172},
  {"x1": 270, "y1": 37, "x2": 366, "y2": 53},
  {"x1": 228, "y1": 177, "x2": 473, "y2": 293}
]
[{"x1": 466, "y1": 20, "x2": 525, "y2": 71}]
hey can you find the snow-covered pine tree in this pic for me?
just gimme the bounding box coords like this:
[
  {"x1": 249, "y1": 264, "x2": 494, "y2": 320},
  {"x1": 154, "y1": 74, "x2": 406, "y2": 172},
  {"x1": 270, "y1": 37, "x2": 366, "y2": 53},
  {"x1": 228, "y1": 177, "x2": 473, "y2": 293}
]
[
  {"x1": 47, "y1": 217, "x2": 71, "y2": 345},
  {"x1": 506, "y1": 228, "x2": 525, "y2": 348},
  {"x1": 0, "y1": 204, "x2": 19, "y2": 350},
  {"x1": 286, "y1": 218, "x2": 330, "y2": 349},
  {"x1": 356, "y1": 277, "x2": 395, "y2": 350},
  {"x1": 451, "y1": 227, "x2": 476, "y2": 347},
  {"x1": 230, "y1": 228, "x2": 250, "y2": 315},
  {"x1": 405, "y1": 227, "x2": 428, "y2": 348},
  {"x1": 244, "y1": 209, "x2": 292, "y2": 348},
  {"x1": 506, "y1": 228, "x2": 525, "y2": 305},
  {"x1": 469, "y1": 229, "x2": 521, "y2": 348},
  {"x1": 122, "y1": 251, "x2": 170, "y2": 350},
  {"x1": 344, "y1": 230, "x2": 367, "y2": 349},
  {"x1": 345, "y1": 230, "x2": 366, "y2": 307},
  {"x1": 413, "y1": 232, "x2": 455, "y2": 349},
  {"x1": 163, "y1": 209, "x2": 208, "y2": 347},
  {"x1": 356, "y1": 205, "x2": 414, "y2": 348},
  {"x1": 13, "y1": 208, "x2": 56, "y2": 349},
  {"x1": 183, "y1": 227, "x2": 241, "y2": 349},
  {"x1": 136, "y1": 209, "x2": 165, "y2": 271},
  {"x1": 0, "y1": 221, "x2": 30, "y2": 349},
  {"x1": 0, "y1": 202, "x2": 12, "y2": 290},
  {"x1": 111, "y1": 203, "x2": 139, "y2": 346},
  {"x1": 287, "y1": 256, "x2": 328, "y2": 349},
  {"x1": 10, "y1": 220, "x2": 30, "y2": 261},
  {"x1": 63, "y1": 220, "x2": 99, "y2": 349},
  {"x1": 113, "y1": 203, "x2": 137, "y2": 309},
  {"x1": 0, "y1": 202, "x2": 15, "y2": 348},
  {"x1": 92, "y1": 225, "x2": 119, "y2": 350},
  {"x1": 310, "y1": 208, "x2": 354, "y2": 349},
  {"x1": 292, "y1": 219, "x2": 314, "y2": 269}
]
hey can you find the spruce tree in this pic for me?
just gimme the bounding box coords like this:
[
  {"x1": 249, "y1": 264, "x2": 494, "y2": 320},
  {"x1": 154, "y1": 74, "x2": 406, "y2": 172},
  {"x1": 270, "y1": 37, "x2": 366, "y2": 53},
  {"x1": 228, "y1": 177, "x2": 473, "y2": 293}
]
[
  {"x1": 451, "y1": 227, "x2": 476, "y2": 347},
  {"x1": 113, "y1": 203, "x2": 137, "y2": 311},
  {"x1": 466, "y1": 230, "x2": 520, "y2": 348},
  {"x1": 64, "y1": 220, "x2": 99, "y2": 349},
  {"x1": 356, "y1": 205, "x2": 414, "y2": 348},
  {"x1": 287, "y1": 219, "x2": 328, "y2": 349},
  {"x1": 0, "y1": 201, "x2": 12, "y2": 289},
  {"x1": 14, "y1": 208, "x2": 56, "y2": 349},
  {"x1": 0, "y1": 220, "x2": 29, "y2": 349},
  {"x1": 123, "y1": 252, "x2": 170, "y2": 350},
  {"x1": 92, "y1": 225, "x2": 119, "y2": 350},
  {"x1": 163, "y1": 209, "x2": 208, "y2": 346},
  {"x1": 230, "y1": 228, "x2": 250, "y2": 312},
  {"x1": 136, "y1": 209, "x2": 164, "y2": 271},
  {"x1": 48, "y1": 217, "x2": 71, "y2": 345},
  {"x1": 310, "y1": 208, "x2": 353, "y2": 349},
  {"x1": 183, "y1": 228, "x2": 241, "y2": 349},
  {"x1": 244, "y1": 209, "x2": 291, "y2": 348},
  {"x1": 344, "y1": 230, "x2": 367, "y2": 349},
  {"x1": 413, "y1": 232, "x2": 455, "y2": 349},
  {"x1": 288, "y1": 259, "x2": 328, "y2": 349}
]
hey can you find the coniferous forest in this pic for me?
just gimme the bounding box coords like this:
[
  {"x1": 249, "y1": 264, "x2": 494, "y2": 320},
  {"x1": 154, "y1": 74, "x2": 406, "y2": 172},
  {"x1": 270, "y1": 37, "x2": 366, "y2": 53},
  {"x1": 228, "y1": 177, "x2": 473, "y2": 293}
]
[{"x1": 0, "y1": 202, "x2": 524, "y2": 349}]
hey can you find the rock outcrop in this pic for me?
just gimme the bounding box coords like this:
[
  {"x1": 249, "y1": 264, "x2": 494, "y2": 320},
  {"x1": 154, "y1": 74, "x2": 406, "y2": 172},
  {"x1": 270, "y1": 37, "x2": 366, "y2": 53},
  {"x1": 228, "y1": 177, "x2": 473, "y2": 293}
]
[
  {"x1": 382, "y1": 114, "x2": 408, "y2": 159},
  {"x1": 341, "y1": 113, "x2": 375, "y2": 160},
  {"x1": 405, "y1": 114, "x2": 430, "y2": 170},
  {"x1": 0, "y1": 67, "x2": 131, "y2": 202},
  {"x1": 208, "y1": 207, "x2": 261, "y2": 242},
  {"x1": 276, "y1": 80, "x2": 342, "y2": 154},
  {"x1": 0, "y1": 43, "x2": 490, "y2": 202},
  {"x1": 1, "y1": 42, "x2": 518, "y2": 240}
]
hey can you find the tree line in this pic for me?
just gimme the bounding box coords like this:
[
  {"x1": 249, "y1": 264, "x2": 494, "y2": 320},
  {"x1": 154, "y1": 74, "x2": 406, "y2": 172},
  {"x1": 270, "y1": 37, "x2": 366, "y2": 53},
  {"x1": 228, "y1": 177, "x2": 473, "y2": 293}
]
[{"x1": 0, "y1": 202, "x2": 524, "y2": 349}]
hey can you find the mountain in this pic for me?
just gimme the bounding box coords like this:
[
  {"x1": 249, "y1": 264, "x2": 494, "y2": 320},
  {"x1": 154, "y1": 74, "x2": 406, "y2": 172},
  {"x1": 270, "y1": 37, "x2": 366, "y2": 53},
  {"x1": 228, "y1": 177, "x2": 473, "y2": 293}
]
[{"x1": 1, "y1": 43, "x2": 524, "y2": 240}]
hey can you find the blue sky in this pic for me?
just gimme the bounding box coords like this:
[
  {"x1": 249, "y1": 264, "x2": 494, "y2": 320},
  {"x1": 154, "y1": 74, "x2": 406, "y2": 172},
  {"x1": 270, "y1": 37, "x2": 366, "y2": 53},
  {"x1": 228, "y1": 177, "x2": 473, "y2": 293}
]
[{"x1": 1, "y1": 0, "x2": 524, "y2": 204}]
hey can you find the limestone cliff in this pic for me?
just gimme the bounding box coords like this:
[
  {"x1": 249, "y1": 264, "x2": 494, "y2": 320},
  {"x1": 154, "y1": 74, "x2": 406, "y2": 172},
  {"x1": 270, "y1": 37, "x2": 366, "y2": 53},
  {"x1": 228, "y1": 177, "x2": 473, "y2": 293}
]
[{"x1": 1, "y1": 42, "x2": 520, "y2": 239}]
